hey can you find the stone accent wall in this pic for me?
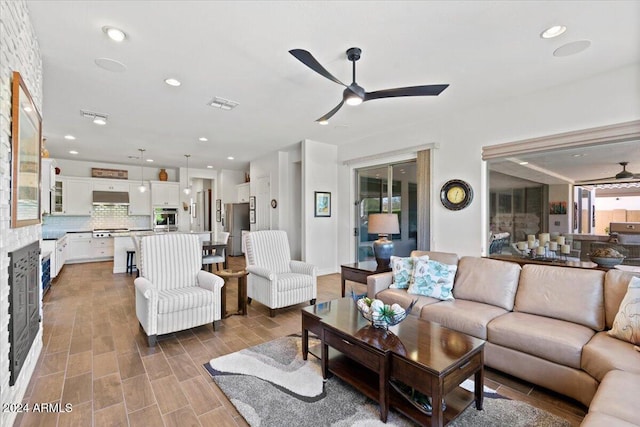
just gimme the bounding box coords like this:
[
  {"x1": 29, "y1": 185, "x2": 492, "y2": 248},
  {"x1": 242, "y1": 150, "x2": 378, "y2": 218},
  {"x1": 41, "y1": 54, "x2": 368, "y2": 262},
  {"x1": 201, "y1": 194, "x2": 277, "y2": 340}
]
[{"x1": 0, "y1": 1, "x2": 43, "y2": 426}]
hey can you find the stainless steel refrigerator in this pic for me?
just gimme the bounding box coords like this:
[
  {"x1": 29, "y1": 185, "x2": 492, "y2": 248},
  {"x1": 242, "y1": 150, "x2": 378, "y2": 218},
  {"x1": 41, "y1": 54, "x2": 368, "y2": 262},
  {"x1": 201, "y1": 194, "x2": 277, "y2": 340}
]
[{"x1": 224, "y1": 203, "x2": 250, "y2": 256}]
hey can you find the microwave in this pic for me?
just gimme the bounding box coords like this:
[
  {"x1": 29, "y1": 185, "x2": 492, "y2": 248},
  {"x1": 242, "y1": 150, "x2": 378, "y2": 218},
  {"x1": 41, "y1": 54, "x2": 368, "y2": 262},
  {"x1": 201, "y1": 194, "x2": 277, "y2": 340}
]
[{"x1": 153, "y1": 208, "x2": 178, "y2": 231}]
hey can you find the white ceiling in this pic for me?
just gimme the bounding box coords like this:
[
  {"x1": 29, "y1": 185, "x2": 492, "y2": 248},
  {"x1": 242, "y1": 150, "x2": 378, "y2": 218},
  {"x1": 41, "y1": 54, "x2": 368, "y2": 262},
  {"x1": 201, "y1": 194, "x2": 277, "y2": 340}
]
[{"x1": 27, "y1": 1, "x2": 640, "y2": 174}]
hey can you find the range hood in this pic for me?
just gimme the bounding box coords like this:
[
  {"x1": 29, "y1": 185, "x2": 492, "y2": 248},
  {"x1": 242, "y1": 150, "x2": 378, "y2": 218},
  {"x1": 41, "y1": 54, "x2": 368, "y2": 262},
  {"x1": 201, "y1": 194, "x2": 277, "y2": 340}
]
[{"x1": 92, "y1": 191, "x2": 130, "y2": 205}]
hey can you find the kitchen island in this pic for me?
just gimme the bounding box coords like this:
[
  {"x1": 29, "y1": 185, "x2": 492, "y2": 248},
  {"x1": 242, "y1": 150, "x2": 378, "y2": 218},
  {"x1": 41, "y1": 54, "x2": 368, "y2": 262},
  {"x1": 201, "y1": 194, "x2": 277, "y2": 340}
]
[{"x1": 112, "y1": 230, "x2": 217, "y2": 274}]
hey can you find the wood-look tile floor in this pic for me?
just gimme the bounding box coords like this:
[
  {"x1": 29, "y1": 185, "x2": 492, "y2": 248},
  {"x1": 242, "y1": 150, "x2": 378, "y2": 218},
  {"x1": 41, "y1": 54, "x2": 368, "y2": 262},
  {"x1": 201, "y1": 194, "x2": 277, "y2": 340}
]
[{"x1": 15, "y1": 257, "x2": 586, "y2": 427}]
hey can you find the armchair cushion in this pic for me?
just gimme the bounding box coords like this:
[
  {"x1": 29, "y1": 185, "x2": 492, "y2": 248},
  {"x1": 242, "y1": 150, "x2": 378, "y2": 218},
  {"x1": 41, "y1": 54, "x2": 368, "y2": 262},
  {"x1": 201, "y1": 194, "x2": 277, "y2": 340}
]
[
  {"x1": 290, "y1": 260, "x2": 317, "y2": 276},
  {"x1": 158, "y1": 287, "x2": 215, "y2": 314},
  {"x1": 277, "y1": 273, "x2": 315, "y2": 291}
]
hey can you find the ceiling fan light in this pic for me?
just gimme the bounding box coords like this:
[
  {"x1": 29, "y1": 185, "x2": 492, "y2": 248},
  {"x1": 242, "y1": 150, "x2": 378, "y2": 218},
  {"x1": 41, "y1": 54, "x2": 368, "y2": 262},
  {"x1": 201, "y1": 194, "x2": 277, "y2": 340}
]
[
  {"x1": 318, "y1": 119, "x2": 329, "y2": 125},
  {"x1": 345, "y1": 97, "x2": 362, "y2": 106}
]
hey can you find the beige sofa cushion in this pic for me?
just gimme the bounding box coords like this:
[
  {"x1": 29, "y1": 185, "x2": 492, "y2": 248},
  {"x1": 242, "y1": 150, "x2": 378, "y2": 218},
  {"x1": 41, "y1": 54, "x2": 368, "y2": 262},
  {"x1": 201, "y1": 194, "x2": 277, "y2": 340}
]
[
  {"x1": 587, "y1": 370, "x2": 640, "y2": 426},
  {"x1": 375, "y1": 288, "x2": 439, "y2": 316},
  {"x1": 514, "y1": 264, "x2": 605, "y2": 330},
  {"x1": 451, "y1": 257, "x2": 521, "y2": 311},
  {"x1": 604, "y1": 269, "x2": 640, "y2": 328},
  {"x1": 581, "y1": 331, "x2": 640, "y2": 381},
  {"x1": 420, "y1": 299, "x2": 508, "y2": 340},
  {"x1": 410, "y1": 250, "x2": 459, "y2": 266},
  {"x1": 581, "y1": 412, "x2": 638, "y2": 427},
  {"x1": 487, "y1": 312, "x2": 594, "y2": 369}
]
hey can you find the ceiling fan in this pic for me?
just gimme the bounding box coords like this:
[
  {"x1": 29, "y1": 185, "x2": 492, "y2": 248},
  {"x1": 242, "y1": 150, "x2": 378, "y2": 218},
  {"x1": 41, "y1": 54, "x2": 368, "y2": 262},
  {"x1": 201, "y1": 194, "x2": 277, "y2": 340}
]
[
  {"x1": 576, "y1": 162, "x2": 640, "y2": 185},
  {"x1": 289, "y1": 47, "x2": 449, "y2": 123}
]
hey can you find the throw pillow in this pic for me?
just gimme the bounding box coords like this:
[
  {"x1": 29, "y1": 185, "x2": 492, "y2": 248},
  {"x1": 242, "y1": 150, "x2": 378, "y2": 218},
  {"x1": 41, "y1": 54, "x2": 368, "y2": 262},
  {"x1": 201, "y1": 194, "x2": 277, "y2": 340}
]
[
  {"x1": 608, "y1": 276, "x2": 640, "y2": 345},
  {"x1": 389, "y1": 255, "x2": 429, "y2": 289},
  {"x1": 407, "y1": 259, "x2": 457, "y2": 300}
]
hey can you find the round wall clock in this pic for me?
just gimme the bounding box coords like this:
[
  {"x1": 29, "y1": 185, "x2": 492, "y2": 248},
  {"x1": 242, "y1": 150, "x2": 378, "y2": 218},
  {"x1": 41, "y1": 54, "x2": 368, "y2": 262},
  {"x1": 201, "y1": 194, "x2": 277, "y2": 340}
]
[
  {"x1": 440, "y1": 179, "x2": 473, "y2": 211},
  {"x1": 270, "y1": 199, "x2": 278, "y2": 208}
]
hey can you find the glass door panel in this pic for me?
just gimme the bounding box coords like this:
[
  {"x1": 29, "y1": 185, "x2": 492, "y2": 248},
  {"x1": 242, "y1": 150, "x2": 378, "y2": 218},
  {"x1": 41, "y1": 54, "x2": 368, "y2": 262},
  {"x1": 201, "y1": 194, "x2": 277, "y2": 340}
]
[{"x1": 355, "y1": 161, "x2": 417, "y2": 261}]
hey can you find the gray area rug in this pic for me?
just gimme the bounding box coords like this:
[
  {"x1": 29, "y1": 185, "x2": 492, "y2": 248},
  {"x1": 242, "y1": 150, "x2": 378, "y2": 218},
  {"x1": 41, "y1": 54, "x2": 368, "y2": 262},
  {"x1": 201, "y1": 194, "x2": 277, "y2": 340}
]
[{"x1": 204, "y1": 336, "x2": 570, "y2": 427}]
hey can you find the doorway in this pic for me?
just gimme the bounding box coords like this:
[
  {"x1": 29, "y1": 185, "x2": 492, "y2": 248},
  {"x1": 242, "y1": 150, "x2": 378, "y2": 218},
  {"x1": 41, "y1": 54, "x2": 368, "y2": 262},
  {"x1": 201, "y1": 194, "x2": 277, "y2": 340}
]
[{"x1": 355, "y1": 161, "x2": 417, "y2": 261}]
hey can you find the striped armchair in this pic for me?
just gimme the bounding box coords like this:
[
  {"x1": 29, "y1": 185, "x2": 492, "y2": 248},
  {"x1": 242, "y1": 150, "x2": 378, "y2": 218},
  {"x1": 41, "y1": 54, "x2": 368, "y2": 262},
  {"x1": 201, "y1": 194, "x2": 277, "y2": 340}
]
[
  {"x1": 134, "y1": 233, "x2": 224, "y2": 346},
  {"x1": 244, "y1": 230, "x2": 317, "y2": 317}
]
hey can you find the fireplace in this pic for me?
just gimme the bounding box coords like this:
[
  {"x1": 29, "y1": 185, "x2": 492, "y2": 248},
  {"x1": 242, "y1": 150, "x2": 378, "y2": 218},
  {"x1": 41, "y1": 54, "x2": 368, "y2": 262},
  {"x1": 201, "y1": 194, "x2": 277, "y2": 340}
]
[{"x1": 9, "y1": 241, "x2": 40, "y2": 386}]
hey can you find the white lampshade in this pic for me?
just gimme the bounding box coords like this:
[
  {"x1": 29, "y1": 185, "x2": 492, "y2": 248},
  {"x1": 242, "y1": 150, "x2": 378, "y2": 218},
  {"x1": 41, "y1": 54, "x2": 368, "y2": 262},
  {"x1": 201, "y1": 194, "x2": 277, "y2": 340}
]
[{"x1": 368, "y1": 213, "x2": 400, "y2": 235}]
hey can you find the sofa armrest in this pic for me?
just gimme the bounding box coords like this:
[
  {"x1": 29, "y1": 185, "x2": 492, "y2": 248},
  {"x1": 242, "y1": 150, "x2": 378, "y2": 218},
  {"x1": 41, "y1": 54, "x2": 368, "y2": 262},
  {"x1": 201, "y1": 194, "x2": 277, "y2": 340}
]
[
  {"x1": 367, "y1": 272, "x2": 394, "y2": 299},
  {"x1": 134, "y1": 277, "x2": 156, "y2": 299},
  {"x1": 246, "y1": 265, "x2": 275, "y2": 281},
  {"x1": 290, "y1": 260, "x2": 317, "y2": 277},
  {"x1": 197, "y1": 270, "x2": 224, "y2": 292}
]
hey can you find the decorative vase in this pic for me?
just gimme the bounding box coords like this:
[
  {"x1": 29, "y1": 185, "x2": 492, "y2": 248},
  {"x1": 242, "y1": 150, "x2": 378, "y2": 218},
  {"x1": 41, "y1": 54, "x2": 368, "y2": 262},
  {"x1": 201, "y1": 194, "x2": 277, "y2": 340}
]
[{"x1": 158, "y1": 168, "x2": 168, "y2": 181}]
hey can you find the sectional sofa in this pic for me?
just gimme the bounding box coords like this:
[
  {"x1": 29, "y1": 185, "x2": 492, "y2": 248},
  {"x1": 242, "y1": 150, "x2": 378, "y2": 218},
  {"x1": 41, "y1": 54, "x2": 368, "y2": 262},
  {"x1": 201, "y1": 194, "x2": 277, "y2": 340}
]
[{"x1": 367, "y1": 251, "x2": 640, "y2": 426}]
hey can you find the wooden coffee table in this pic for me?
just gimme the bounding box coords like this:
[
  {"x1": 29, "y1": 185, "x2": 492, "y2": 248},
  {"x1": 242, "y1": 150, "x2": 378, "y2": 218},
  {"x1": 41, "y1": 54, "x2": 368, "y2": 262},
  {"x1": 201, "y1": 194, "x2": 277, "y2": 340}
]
[{"x1": 302, "y1": 298, "x2": 485, "y2": 426}]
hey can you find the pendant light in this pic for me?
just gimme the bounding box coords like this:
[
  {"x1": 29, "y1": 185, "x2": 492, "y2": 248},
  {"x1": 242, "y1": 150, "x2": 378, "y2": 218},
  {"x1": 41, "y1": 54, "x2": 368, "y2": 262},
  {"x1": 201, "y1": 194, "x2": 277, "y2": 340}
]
[
  {"x1": 183, "y1": 154, "x2": 191, "y2": 195},
  {"x1": 138, "y1": 148, "x2": 147, "y2": 192}
]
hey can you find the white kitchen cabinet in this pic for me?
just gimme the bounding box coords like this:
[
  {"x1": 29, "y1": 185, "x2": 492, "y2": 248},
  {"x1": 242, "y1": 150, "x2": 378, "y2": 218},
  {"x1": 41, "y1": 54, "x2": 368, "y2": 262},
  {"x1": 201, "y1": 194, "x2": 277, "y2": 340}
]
[
  {"x1": 93, "y1": 180, "x2": 129, "y2": 192},
  {"x1": 237, "y1": 183, "x2": 250, "y2": 202},
  {"x1": 53, "y1": 178, "x2": 92, "y2": 215},
  {"x1": 42, "y1": 235, "x2": 68, "y2": 278},
  {"x1": 91, "y1": 238, "x2": 114, "y2": 259},
  {"x1": 41, "y1": 158, "x2": 56, "y2": 214},
  {"x1": 129, "y1": 182, "x2": 151, "y2": 215},
  {"x1": 66, "y1": 232, "x2": 93, "y2": 263},
  {"x1": 151, "y1": 181, "x2": 180, "y2": 207}
]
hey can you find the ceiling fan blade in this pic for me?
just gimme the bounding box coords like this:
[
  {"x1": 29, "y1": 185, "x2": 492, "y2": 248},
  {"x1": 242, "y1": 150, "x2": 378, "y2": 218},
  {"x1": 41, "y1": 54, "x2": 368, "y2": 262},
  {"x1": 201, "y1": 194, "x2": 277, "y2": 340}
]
[
  {"x1": 364, "y1": 84, "x2": 449, "y2": 101},
  {"x1": 316, "y1": 100, "x2": 345, "y2": 123},
  {"x1": 289, "y1": 49, "x2": 347, "y2": 87}
]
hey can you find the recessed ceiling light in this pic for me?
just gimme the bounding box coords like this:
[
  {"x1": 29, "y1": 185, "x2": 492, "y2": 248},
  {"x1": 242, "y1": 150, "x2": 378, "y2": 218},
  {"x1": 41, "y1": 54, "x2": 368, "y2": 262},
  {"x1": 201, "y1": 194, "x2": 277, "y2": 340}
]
[
  {"x1": 64, "y1": 135, "x2": 76, "y2": 140},
  {"x1": 553, "y1": 40, "x2": 591, "y2": 57},
  {"x1": 207, "y1": 165, "x2": 213, "y2": 169},
  {"x1": 164, "y1": 78, "x2": 181, "y2": 87},
  {"x1": 146, "y1": 159, "x2": 154, "y2": 162},
  {"x1": 102, "y1": 26, "x2": 127, "y2": 42},
  {"x1": 69, "y1": 150, "x2": 79, "y2": 155},
  {"x1": 541, "y1": 25, "x2": 566, "y2": 39},
  {"x1": 519, "y1": 161, "x2": 529, "y2": 165},
  {"x1": 198, "y1": 137, "x2": 208, "y2": 142},
  {"x1": 227, "y1": 156, "x2": 234, "y2": 160}
]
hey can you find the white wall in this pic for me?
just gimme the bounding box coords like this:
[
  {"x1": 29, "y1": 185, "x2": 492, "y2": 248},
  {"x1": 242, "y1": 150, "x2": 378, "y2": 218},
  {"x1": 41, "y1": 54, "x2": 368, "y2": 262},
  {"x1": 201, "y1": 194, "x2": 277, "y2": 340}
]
[
  {"x1": 0, "y1": 2, "x2": 43, "y2": 426},
  {"x1": 596, "y1": 196, "x2": 640, "y2": 210},
  {"x1": 53, "y1": 158, "x2": 178, "y2": 182},
  {"x1": 302, "y1": 140, "x2": 338, "y2": 274},
  {"x1": 337, "y1": 63, "x2": 640, "y2": 260}
]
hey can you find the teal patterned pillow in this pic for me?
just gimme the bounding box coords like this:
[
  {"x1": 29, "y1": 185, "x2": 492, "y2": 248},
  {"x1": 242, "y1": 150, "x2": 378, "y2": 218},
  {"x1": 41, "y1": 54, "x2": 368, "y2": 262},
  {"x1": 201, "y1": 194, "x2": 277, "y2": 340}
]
[
  {"x1": 389, "y1": 255, "x2": 429, "y2": 289},
  {"x1": 407, "y1": 259, "x2": 457, "y2": 300}
]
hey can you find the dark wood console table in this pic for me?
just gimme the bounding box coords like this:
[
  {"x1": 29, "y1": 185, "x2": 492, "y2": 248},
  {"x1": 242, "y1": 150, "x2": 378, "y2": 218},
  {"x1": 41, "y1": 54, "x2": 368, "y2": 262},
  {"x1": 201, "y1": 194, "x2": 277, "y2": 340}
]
[{"x1": 341, "y1": 261, "x2": 391, "y2": 297}]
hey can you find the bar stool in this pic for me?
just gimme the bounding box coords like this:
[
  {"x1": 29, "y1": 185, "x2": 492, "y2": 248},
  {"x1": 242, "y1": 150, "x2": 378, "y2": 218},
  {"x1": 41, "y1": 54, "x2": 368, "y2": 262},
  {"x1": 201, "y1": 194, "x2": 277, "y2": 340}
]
[{"x1": 126, "y1": 248, "x2": 136, "y2": 275}]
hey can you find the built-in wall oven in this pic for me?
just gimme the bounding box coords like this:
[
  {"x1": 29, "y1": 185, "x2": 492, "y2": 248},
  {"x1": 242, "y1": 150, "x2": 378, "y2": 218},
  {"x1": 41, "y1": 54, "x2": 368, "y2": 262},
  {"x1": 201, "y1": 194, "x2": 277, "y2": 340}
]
[{"x1": 153, "y1": 207, "x2": 178, "y2": 231}]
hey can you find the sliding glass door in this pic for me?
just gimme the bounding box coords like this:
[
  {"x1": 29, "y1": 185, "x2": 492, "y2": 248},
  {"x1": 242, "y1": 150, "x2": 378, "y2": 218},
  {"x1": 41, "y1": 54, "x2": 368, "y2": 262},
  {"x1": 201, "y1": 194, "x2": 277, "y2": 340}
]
[{"x1": 355, "y1": 161, "x2": 417, "y2": 261}]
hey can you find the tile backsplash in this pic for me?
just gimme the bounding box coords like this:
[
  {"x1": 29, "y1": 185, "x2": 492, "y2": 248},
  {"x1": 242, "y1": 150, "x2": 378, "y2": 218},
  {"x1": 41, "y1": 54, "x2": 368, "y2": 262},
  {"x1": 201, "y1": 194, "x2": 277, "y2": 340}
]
[{"x1": 43, "y1": 205, "x2": 151, "y2": 231}]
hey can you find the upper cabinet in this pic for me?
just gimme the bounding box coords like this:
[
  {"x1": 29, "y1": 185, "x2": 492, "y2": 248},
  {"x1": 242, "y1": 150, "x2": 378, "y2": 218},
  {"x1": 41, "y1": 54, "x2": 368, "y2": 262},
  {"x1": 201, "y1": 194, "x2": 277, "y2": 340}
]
[
  {"x1": 237, "y1": 183, "x2": 250, "y2": 203},
  {"x1": 129, "y1": 182, "x2": 151, "y2": 215},
  {"x1": 150, "y1": 181, "x2": 180, "y2": 207},
  {"x1": 52, "y1": 177, "x2": 92, "y2": 215},
  {"x1": 41, "y1": 159, "x2": 56, "y2": 214},
  {"x1": 93, "y1": 180, "x2": 129, "y2": 192}
]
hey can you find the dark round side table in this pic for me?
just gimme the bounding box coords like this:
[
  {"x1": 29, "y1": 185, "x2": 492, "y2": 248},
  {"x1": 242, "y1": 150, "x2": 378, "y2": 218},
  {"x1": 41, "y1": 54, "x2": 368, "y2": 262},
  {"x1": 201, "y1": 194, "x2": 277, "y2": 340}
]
[{"x1": 216, "y1": 269, "x2": 248, "y2": 318}]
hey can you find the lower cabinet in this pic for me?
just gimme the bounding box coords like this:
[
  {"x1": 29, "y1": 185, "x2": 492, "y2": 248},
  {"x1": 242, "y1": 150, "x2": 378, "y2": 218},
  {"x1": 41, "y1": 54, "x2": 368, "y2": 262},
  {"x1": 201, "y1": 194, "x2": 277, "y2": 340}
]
[
  {"x1": 91, "y1": 238, "x2": 114, "y2": 259},
  {"x1": 66, "y1": 233, "x2": 93, "y2": 263}
]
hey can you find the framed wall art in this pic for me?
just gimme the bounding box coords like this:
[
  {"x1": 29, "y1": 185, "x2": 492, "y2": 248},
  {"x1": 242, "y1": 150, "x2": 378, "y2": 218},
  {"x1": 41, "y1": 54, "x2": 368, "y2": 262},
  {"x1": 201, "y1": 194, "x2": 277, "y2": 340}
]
[
  {"x1": 215, "y1": 199, "x2": 221, "y2": 211},
  {"x1": 11, "y1": 71, "x2": 42, "y2": 228},
  {"x1": 249, "y1": 209, "x2": 256, "y2": 224},
  {"x1": 314, "y1": 191, "x2": 331, "y2": 217},
  {"x1": 249, "y1": 196, "x2": 256, "y2": 210},
  {"x1": 216, "y1": 210, "x2": 221, "y2": 222}
]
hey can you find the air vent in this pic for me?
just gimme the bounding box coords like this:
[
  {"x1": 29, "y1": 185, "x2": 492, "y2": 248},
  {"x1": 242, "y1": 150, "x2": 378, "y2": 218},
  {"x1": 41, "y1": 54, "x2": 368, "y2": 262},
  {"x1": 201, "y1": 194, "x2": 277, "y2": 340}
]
[{"x1": 207, "y1": 97, "x2": 239, "y2": 111}]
